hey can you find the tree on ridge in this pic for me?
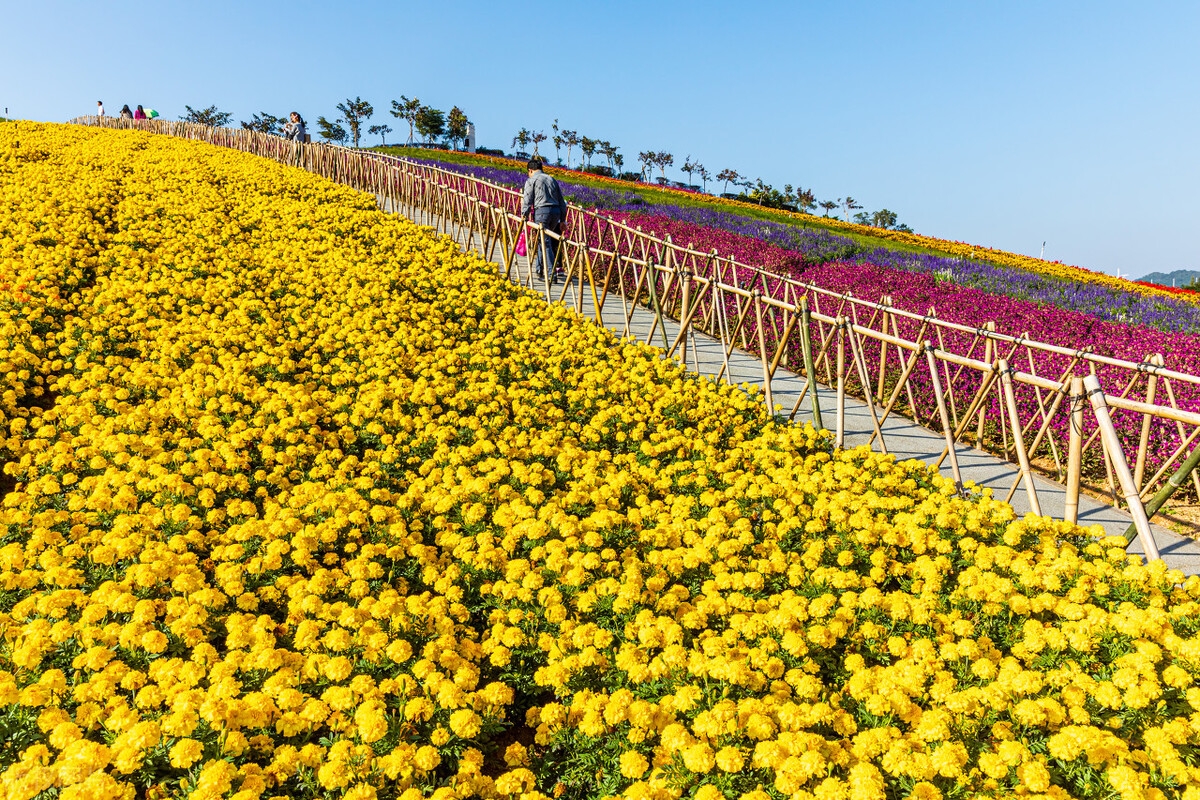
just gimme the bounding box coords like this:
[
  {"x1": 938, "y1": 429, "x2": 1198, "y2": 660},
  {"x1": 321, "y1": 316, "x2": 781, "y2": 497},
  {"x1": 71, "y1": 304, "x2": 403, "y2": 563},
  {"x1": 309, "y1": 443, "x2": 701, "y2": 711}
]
[
  {"x1": 240, "y1": 112, "x2": 283, "y2": 135},
  {"x1": 446, "y1": 107, "x2": 470, "y2": 150},
  {"x1": 390, "y1": 96, "x2": 423, "y2": 145},
  {"x1": 512, "y1": 128, "x2": 532, "y2": 155},
  {"x1": 368, "y1": 124, "x2": 393, "y2": 146},
  {"x1": 415, "y1": 107, "x2": 445, "y2": 144},
  {"x1": 842, "y1": 196, "x2": 863, "y2": 223},
  {"x1": 182, "y1": 105, "x2": 232, "y2": 127},
  {"x1": 530, "y1": 130, "x2": 547, "y2": 157},
  {"x1": 717, "y1": 168, "x2": 741, "y2": 194},
  {"x1": 315, "y1": 116, "x2": 347, "y2": 145},
  {"x1": 337, "y1": 97, "x2": 373, "y2": 148}
]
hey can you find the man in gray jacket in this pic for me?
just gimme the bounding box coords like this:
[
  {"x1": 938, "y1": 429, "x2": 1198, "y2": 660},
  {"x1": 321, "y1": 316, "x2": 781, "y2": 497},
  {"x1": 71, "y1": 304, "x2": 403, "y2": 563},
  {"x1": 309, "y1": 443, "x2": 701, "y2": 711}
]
[{"x1": 520, "y1": 158, "x2": 569, "y2": 283}]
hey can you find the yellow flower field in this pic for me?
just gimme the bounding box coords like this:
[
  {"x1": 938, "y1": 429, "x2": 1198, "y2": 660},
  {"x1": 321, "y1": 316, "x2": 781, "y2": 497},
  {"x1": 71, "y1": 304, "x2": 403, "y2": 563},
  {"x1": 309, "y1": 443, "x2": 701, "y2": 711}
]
[{"x1": 3, "y1": 122, "x2": 1200, "y2": 800}]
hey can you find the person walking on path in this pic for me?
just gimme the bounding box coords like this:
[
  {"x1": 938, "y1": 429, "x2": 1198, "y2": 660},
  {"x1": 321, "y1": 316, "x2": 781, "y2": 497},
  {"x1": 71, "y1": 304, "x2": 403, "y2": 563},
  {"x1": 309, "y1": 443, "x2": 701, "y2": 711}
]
[
  {"x1": 282, "y1": 112, "x2": 306, "y2": 142},
  {"x1": 97, "y1": 101, "x2": 105, "y2": 118},
  {"x1": 119, "y1": 104, "x2": 133, "y2": 119},
  {"x1": 520, "y1": 158, "x2": 568, "y2": 283}
]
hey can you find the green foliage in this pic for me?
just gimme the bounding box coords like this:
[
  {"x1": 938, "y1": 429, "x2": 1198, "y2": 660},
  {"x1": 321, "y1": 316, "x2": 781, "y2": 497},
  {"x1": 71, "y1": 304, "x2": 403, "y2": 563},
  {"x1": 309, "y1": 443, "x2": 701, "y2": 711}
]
[
  {"x1": 315, "y1": 115, "x2": 347, "y2": 145},
  {"x1": 446, "y1": 107, "x2": 470, "y2": 150},
  {"x1": 181, "y1": 105, "x2": 232, "y2": 127},
  {"x1": 367, "y1": 124, "x2": 393, "y2": 146},
  {"x1": 336, "y1": 97, "x2": 374, "y2": 148},
  {"x1": 390, "y1": 95, "x2": 423, "y2": 145},
  {"x1": 415, "y1": 106, "x2": 445, "y2": 144},
  {"x1": 240, "y1": 112, "x2": 284, "y2": 135}
]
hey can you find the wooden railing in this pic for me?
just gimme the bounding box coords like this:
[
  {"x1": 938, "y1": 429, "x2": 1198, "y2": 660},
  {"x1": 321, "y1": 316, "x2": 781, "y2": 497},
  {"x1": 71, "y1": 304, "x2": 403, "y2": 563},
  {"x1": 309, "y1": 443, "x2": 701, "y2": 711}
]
[{"x1": 70, "y1": 116, "x2": 1200, "y2": 560}]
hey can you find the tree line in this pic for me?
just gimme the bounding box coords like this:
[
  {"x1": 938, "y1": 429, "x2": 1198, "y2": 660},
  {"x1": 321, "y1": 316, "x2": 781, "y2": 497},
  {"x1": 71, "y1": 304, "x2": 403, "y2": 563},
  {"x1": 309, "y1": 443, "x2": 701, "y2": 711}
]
[
  {"x1": 178, "y1": 103, "x2": 911, "y2": 232},
  {"x1": 507, "y1": 121, "x2": 911, "y2": 231}
]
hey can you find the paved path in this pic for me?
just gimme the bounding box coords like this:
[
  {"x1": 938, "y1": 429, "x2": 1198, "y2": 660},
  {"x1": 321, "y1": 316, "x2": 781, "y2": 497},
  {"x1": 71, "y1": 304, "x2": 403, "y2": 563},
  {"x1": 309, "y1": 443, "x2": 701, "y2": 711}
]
[{"x1": 384, "y1": 197, "x2": 1200, "y2": 574}]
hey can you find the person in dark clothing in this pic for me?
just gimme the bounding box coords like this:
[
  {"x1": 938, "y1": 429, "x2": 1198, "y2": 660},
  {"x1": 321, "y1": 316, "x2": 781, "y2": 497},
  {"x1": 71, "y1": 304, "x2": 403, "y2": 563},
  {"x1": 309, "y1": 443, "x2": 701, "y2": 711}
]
[{"x1": 519, "y1": 158, "x2": 568, "y2": 283}]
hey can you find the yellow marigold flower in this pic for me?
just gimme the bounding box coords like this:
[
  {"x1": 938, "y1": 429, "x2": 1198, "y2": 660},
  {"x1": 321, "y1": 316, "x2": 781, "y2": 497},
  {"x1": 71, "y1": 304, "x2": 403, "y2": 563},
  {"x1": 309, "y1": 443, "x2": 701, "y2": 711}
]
[
  {"x1": 1017, "y1": 760, "x2": 1051, "y2": 792},
  {"x1": 169, "y1": 738, "x2": 204, "y2": 770},
  {"x1": 413, "y1": 745, "x2": 441, "y2": 772},
  {"x1": 714, "y1": 746, "x2": 745, "y2": 773},
  {"x1": 344, "y1": 784, "x2": 378, "y2": 800},
  {"x1": 619, "y1": 751, "x2": 649, "y2": 779},
  {"x1": 677, "y1": 742, "x2": 714, "y2": 774},
  {"x1": 324, "y1": 656, "x2": 353, "y2": 682},
  {"x1": 495, "y1": 767, "x2": 536, "y2": 795},
  {"x1": 907, "y1": 782, "x2": 942, "y2": 800},
  {"x1": 450, "y1": 709, "x2": 482, "y2": 739}
]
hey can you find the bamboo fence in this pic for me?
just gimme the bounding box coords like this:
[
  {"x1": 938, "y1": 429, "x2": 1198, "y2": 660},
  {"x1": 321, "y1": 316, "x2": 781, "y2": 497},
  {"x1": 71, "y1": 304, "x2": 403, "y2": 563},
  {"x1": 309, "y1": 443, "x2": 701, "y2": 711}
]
[{"x1": 68, "y1": 116, "x2": 1200, "y2": 561}]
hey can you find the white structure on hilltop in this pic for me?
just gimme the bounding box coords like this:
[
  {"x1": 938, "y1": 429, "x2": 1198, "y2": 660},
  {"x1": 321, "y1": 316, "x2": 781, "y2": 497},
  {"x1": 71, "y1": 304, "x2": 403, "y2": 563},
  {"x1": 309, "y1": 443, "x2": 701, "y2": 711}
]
[{"x1": 465, "y1": 123, "x2": 476, "y2": 153}]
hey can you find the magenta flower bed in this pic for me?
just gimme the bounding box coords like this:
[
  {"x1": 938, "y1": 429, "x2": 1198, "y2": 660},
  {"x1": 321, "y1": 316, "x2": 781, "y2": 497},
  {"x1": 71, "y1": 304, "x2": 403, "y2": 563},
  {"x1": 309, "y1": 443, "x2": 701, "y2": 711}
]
[
  {"x1": 791, "y1": 261, "x2": 1200, "y2": 482},
  {"x1": 581, "y1": 217, "x2": 1199, "y2": 485},
  {"x1": 590, "y1": 211, "x2": 810, "y2": 275}
]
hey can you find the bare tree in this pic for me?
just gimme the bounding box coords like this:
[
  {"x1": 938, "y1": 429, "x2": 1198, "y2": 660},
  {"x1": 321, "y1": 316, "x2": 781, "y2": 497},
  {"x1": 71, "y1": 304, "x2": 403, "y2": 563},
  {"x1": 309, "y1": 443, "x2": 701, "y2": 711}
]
[
  {"x1": 337, "y1": 97, "x2": 374, "y2": 148},
  {"x1": 368, "y1": 124, "x2": 393, "y2": 145},
  {"x1": 599, "y1": 140, "x2": 619, "y2": 172},
  {"x1": 551, "y1": 119, "x2": 563, "y2": 163},
  {"x1": 562, "y1": 130, "x2": 581, "y2": 168},
  {"x1": 390, "y1": 96, "x2": 422, "y2": 145},
  {"x1": 512, "y1": 128, "x2": 532, "y2": 155},
  {"x1": 654, "y1": 151, "x2": 674, "y2": 182},
  {"x1": 717, "y1": 168, "x2": 741, "y2": 194},
  {"x1": 580, "y1": 136, "x2": 598, "y2": 167},
  {"x1": 842, "y1": 196, "x2": 863, "y2": 222},
  {"x1": 637, "y1": 151, "x2": 655, "y2": 182},
  {"x1": 530, "y1": 130, "x2": 547, "y2": 157}
]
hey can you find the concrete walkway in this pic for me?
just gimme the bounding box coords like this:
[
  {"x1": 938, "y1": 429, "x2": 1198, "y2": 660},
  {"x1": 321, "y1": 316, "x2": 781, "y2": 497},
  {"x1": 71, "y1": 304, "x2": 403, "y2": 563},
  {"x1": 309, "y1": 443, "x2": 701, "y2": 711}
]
[{"x1": 385, "y1": 197, "x2": 1200, "y2": 575}]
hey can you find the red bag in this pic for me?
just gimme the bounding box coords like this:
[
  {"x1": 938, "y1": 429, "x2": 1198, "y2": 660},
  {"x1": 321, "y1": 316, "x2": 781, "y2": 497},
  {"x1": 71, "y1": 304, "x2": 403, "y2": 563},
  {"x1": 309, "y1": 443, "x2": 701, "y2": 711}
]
[{"x1": 515, "y1": 229, "x2": 527, "y2": 257}]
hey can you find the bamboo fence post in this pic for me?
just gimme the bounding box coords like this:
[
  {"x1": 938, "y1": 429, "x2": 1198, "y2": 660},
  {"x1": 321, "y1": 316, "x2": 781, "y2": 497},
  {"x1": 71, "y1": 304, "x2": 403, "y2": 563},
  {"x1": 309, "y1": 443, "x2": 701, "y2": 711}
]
[
  {"x1": 1004, "y1": 384, "x2": 1070, "y2": 504},
  {"x1": 847, "y1": 323, "x2": 889, "y2": 454},
  {"x1": 754, "y1": 291, "x2": 775, "y2": 412},
  {"x1": 1065, "y1": 377, "x2": 1085, "y2": 525},
  {"x1": 1129, "y1": 443, "x2": 1200, "y2": 538},
  {"x1": 798, "y1": 297, "x2": 823, "y2": 429},
  {"x1": 1161, "y1": 378, "x2": 1200, "y2": 498},
  {"x1": 876, "y1": 296, "x2": 891, "y2": 404},
  {"x1": 977, "y1": 322, "x2": 996, "y2": 444},
  {"x1": 1133, "y1": 353, "x2": 1162, "y2": 489},
  {"x1": 999, "y1": 359, "x2": 1042, "y2": 515},
  {"x1": 677, "y1": 266, "x2": 692, "y2": 368},
  {"x1": 925, "y1": 342, "x2": 963, "y2": 493},
  {"x1": 836, "y1": 319, "x2": 846, "y2": 449},
  {"x1": 1083, "y1": 374, "x2": 1160, "y2": 561}
]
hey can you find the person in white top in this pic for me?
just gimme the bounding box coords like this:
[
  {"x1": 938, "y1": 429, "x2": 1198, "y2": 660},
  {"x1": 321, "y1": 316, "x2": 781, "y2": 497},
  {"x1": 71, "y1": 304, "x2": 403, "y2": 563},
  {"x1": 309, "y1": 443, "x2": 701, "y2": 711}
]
[{"x1": 97, "y1": 101, "x2": 105, "y2": 118}]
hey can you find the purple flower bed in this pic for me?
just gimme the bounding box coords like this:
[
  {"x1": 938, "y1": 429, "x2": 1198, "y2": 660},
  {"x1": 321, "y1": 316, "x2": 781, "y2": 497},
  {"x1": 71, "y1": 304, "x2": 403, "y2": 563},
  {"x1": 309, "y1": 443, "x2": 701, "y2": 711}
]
[{"x1": 857, "y1": 248, "x2": 1200, "y2": 334}]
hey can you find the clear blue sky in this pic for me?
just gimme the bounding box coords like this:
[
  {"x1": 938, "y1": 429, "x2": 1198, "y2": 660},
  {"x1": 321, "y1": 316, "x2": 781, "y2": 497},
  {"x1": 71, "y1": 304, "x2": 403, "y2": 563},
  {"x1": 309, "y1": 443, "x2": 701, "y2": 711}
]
[{"x1": 4, "y1": 1, "x2": 1197, "y2": 280}]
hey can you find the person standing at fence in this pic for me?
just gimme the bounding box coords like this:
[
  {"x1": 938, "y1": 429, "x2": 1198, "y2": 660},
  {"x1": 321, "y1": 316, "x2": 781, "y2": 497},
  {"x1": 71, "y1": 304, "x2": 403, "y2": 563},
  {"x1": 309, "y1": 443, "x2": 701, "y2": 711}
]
[
  {"x1": 134, "y1": 105, "x2": 148, "y2": 120},
  {"x1": 97, "y1": 101, "x2": 104, "y2": 118},
  {"x1": 520, "y1": 158, "x2": 568, "y2": 283},
  {"x1": 282, "y1": 112, "x2": 306, "y2": 143},
  {"x1": 119, "y1": 104, "x2": 133, "y2": 119}
]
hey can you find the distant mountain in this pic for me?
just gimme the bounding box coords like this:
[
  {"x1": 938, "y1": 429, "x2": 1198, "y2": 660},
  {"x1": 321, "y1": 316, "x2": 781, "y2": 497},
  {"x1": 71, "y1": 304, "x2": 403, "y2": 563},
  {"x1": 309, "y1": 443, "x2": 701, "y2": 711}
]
[{"x1": 1137, "y1": 269, "x2": 1200, "y2": 288}]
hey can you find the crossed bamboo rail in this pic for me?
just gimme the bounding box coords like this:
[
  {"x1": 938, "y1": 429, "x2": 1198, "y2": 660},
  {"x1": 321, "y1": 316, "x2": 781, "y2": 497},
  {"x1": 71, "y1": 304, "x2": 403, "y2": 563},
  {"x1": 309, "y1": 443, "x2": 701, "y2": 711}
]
[{"x1": 69, "y1": 116, "x2": 1200, "y2": 561}]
